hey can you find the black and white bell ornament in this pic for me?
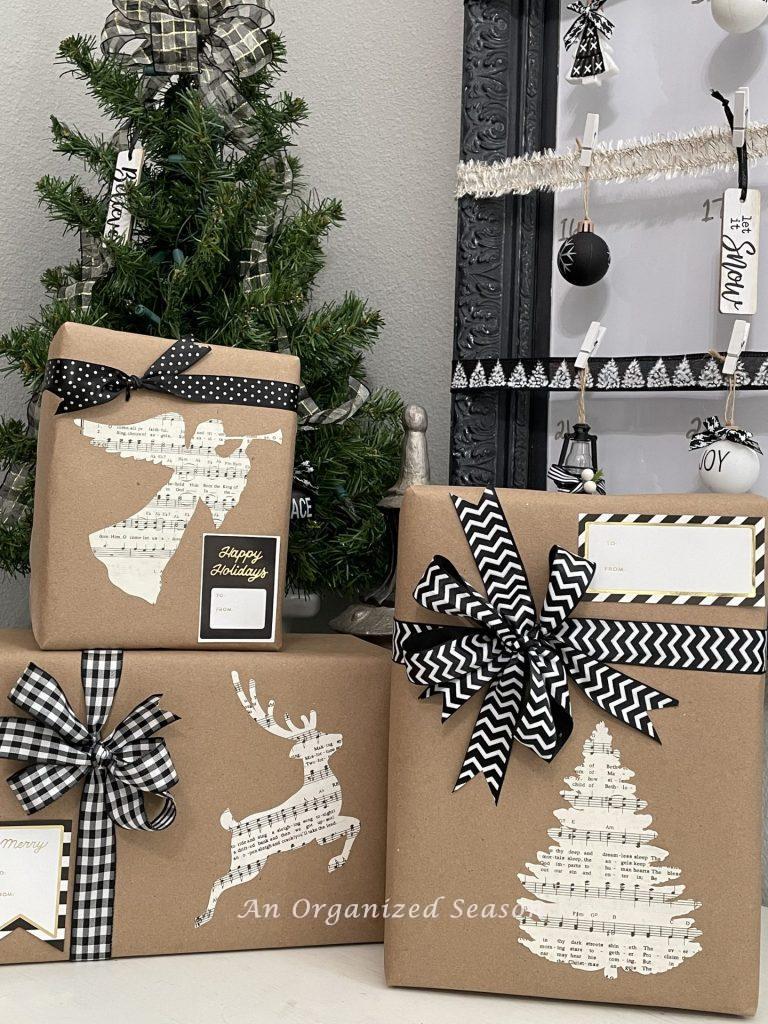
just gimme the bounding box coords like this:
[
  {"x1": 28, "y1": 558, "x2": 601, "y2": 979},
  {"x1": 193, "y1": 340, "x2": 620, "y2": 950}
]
[{"x1": 557, "y1": 219, "x2": 611, "y2": 286}]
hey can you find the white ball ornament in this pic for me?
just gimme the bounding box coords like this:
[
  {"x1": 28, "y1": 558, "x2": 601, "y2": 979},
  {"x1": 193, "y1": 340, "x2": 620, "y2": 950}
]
[
  {"x1": 582, "y1": 480, "x2": 598, "y2": 494},
  {"x1": 580, "y1": 468, "x2": 595, "y2": 482},
  {"x1": 711, "y1": 0, "x2": 768, "y2": 33},
  {"x1": 698, "y1": 440, "x2": 760, "y2": 493}
]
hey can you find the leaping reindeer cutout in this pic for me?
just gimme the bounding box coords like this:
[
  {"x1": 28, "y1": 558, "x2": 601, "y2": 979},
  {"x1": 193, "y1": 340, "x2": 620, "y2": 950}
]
[
  {"x1": 75, "y1": 412, "x2": 282, "y2": 604},
  {"x1": 195, "y1": 672, "x2": 361, "y2": 929}
]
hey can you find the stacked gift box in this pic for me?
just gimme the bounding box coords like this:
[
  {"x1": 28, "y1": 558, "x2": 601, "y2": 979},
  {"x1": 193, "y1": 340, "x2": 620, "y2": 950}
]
[{"x1": 0, "y1": 324, "x2": 390, "y2": 964}]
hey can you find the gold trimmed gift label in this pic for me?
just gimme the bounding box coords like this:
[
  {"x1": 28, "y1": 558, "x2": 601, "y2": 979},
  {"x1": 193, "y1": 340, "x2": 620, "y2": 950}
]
[
  {"x1": 0, "y1": 821, "x2": 71, "y2": 951},
  {"x1": 199, "y1": 534, "x2": 279, "y2": 643},
  {"x1": 578, "y1": 513, "x2": 765, "y2": 606}
]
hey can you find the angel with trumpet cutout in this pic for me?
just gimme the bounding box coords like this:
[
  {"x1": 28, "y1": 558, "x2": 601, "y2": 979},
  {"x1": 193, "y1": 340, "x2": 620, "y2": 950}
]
[{"x1": 75, "y1": 412, "x2": 283, "y2": 603}]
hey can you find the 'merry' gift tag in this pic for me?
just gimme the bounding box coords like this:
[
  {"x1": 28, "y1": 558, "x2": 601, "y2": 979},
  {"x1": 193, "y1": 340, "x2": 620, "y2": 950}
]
[{"x1": 720, "y1": 188, "x2": 761, "y2": 315}]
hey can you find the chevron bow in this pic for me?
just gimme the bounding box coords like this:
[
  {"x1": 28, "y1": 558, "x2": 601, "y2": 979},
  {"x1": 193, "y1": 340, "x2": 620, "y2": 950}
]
[
  {"x1": 688, "y1": 415, "x2": 763, "y2": 455},
  {"x1": 0, "y1": 652, "x2": 179, "y2": 960},
  {"x1": 102, "y1": 1, "x2": 274, "y2": 148},
  {"x1": 394, "y1": 488, "x2": 766, "y2": 803},
  {"x1": 564, "y1": 0, "x2": 614, "y2": 81}
]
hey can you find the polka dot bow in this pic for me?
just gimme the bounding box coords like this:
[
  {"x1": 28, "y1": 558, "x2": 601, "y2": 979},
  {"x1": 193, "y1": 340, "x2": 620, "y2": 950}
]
[{"x1": 45, "y1": 337, "x2": 299, "y2": 416}]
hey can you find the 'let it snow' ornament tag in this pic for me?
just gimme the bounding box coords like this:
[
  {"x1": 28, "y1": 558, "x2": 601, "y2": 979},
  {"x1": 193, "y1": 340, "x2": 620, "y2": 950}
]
[
  {"x1": 104, "y1": 143, "x2": 145, "y2": 242},
  {"x1": 720, "y1": 187, "x2": 761, "y2": 314}
]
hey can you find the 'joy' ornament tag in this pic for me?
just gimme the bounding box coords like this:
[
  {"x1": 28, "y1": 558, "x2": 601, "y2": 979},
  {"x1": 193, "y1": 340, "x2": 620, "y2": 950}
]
[{"x1": 720, "y1": 187, "x2": 761, "y2": 315}]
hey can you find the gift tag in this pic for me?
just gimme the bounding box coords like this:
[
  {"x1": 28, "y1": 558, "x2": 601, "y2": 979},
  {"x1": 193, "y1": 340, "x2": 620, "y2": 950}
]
[
  {"x1": 199, "y1": 534, "x2": 280, "y2": 643},
  {"x1": 720, "y1": 188, "x2": 761, "y2": 315},
  {"x1": 0, "y1": 821, "x2": 71, "y2": 949},
  {"x1": 104, "y1": 144, "x2": 145, "y2": 242}
]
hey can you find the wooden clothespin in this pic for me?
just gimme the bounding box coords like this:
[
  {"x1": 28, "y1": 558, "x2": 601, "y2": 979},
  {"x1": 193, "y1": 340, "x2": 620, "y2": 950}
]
[
  {"x1": 575, "y1": 321, "x2": 606, "y2": 369},
  {"x1": 578, "y1": 113, "x2": 600, "y2": 169},
  {"x1": 723, "y1": 320, "x2": 751, "y2": 376},
  {"x1": 733, "y1": 88, "x2": 749, "y2": 149}
]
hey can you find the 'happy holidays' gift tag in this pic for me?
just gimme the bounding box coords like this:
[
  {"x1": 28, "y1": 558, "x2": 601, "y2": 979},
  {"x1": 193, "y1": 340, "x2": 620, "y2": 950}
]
[{"x1": 720, "y1": 188, "x2": 761, "y2": 315}]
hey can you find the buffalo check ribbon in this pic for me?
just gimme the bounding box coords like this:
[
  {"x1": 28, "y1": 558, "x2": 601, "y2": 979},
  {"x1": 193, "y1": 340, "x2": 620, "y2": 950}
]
[
  {"x1": 0, "y1": 651, "x2": 179, "y2": 960},
  {"x1": 393, "y1": 488, "x2": 767, "y2": 803},
  {"x1": 45, "y1": 336, "x2": 299, "y2": 416}
]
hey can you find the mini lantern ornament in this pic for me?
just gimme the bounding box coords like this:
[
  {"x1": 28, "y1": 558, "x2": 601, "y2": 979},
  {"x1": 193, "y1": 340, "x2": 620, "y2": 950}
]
[
  {"x1": 557, "y1": 220, "x2": 611, "y2": 286},
  {"x1": 689, "y1": 416, "x2": 762, "y2": 494},
  {"x1": 711, "y1": 0, "x2": 768, "y2": 34},
  {"x1": 548, "y1": 423, "x2": 606, "y2": 494}
]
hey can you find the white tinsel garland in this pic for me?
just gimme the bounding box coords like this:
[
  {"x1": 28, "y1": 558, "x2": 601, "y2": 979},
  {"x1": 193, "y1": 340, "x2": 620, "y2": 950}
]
[{"x1": 457, "y1": 122, "x2": 768, "y2": 199}]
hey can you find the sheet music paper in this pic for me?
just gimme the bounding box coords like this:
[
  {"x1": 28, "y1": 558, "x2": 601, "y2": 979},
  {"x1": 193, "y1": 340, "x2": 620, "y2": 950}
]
[
  {"x1": 515, "y1": 722, "x2": 702, "y2": 980},
  {"x1": 75, "y1": 412, "x2": 282, "y2": 604}
]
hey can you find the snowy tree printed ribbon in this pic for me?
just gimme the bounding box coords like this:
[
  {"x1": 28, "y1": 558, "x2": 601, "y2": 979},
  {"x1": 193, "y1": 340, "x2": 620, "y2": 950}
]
[
  {"x1": 44, "y1": 336, "x2": 299, "y2": 415},
  {"x1": 102, "y1": 1, "x2": 275, "y2": 147},
  {"x1": 393, "y1": 488, "x2": 767, "y2": 803},
  {"x1": 688, "y1": 416, "x2": 763, "y2": 455},
  {"x1": 452, "y1": 352, "x2": 768, "y2": 392},
  {"x1": 0, "y1": 652, "x2": 179, "y2": 960},
  {"x1": 563, "y1": 1, "x2": 614, "y2": 80}
]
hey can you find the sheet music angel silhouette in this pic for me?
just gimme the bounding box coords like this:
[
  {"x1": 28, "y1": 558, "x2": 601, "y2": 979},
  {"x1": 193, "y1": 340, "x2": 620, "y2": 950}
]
[{"x1": 74, "y1": 412, "x2": 283, "y2": 604}]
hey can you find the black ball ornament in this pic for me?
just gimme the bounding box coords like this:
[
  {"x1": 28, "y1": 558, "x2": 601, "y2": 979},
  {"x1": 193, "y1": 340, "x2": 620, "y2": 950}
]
[{"x1": 557, "y1": 219, "x2": 611, "y2": 286}]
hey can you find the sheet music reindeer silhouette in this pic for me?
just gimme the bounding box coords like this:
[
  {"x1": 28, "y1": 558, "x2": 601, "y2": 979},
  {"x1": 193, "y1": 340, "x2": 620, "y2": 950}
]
[
  {"x1": 195, "y1": 672, "x2": 361, "y2": 928},
  {"x1": 74, "y1": 412, "x2": 282, "y2": 604}
]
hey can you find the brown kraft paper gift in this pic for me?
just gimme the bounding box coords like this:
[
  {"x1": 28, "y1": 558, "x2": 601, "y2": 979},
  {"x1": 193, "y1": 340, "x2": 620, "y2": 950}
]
[
  {"x1": 30, "y1": 323, "x2": 300, "y2": 650},
  {"x1": 0, "y1": 632, "x2": 389, "y2": 963},
  {"x1": 385, "y1": 486, "x2": 766, "y2": 1016}
]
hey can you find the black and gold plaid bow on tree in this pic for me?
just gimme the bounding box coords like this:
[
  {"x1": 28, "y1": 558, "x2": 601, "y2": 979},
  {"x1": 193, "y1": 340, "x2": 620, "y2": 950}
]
[{"x1": 102, "y1": 1, "x2": 275, "y2": 146}]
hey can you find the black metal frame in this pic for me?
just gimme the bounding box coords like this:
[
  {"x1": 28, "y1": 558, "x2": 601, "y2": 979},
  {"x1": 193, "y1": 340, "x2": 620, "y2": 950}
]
[{"x1": 450, "y1": 0, "x2": 560, "y2": 488}]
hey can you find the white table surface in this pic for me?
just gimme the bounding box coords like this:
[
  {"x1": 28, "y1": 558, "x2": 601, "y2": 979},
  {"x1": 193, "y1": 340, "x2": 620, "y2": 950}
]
[{"x1": 2, "y1": 912, "x2": 765, "y2": 1023}]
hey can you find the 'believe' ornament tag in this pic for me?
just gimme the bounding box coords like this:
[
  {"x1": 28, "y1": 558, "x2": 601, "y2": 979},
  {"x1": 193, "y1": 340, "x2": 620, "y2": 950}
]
[
  {"x1": 720, "y1": 187, "x2": 761, "y2": 315},
  {"x1": 104, "y1": 144, "x2": 145, "y2": 242}
]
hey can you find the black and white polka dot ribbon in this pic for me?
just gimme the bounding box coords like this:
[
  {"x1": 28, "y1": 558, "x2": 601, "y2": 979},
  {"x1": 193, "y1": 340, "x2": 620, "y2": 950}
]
[
  {"x1": 0, "y1": 651, "x2": 179, "y2": 960},
  {"x1": 45, "y1": 336, "x2": 299, "y2": 416},
  {"x1": 688, "y1": 415, "x2": 762, "y2": 454}
]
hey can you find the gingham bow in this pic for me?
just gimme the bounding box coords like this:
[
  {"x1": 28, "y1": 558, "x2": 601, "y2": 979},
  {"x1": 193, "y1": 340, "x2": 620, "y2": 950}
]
[
  {"x1": 688, "y1": 415, "x2": 763, "y2": 455},
  {"x1": 396, "y1": 489, "x2": 682, "y2": 802},
  {"x1": 0, "y1": 652, "x2": 179, "y2": 960},
  {"x1": 102, "y1": 1, "x2": 274, "y2": 147}
]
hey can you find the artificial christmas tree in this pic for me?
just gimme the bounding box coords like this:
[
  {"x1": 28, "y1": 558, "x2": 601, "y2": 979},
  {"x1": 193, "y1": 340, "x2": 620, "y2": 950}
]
[
  {"x1": 0, "y1": 22, "x2": 402, "y2": 596},
  {"x1": 516, "y1": 722, "x2": 702, "y2": 980}
]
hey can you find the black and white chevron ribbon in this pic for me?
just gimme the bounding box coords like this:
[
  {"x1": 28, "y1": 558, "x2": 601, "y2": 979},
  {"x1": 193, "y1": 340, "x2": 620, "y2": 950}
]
[
  {"x1": 45, "y1": 336, "x2": 299, "y2": 416},
  {"x1": 0, "y1": 652, "x2": 179, "y2": 960},
  {"x1": 394, "y1": 488, "x2": 766, "y2": 803}
]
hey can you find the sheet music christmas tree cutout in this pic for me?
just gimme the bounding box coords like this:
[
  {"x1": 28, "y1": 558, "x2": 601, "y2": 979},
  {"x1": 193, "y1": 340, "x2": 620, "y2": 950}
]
[
  {"x1": 515, "y1": 722, "x2": 702, "y2": 980},
  {"x1": 75, "y1": 412, "x2": 282, "y2": 604}
]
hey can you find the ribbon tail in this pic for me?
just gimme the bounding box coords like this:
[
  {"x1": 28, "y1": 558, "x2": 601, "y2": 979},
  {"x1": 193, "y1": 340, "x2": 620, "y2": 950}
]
[
  {"x1": 515, "y1": 649, "x2": 572, "y2": 762},
  {"x1": 104, "y1": 774, "x2": 177, "y2": 831},
  {"x1": 454, "y1": 662, "x2": 527, "y2": 804},
  {"x1": 70, "y1": 771, "x2": 116, "y2": 961},
  {"x1": 563, "y1": 650, "x2": 679, "y2": 742}
]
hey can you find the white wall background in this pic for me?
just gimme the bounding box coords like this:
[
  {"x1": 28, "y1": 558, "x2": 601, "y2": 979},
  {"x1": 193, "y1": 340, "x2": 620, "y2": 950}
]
[{"x1": 0, "y1": 0, "x2": 462, "y2": 627}]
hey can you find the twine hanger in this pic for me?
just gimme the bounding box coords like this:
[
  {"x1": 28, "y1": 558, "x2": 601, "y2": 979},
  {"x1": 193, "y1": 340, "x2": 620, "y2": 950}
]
[{"x1": 707, "y1": 349, "x2": 738, "y2": 426}]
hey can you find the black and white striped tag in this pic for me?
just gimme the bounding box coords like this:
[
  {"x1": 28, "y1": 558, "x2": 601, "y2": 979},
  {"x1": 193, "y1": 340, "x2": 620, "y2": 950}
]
[
  {"x1": 578, "y1": 513, "x2": 765, "y2": 606},
  {"x1": 0, "y1": 820, "x2": 71, "y2": 951}
]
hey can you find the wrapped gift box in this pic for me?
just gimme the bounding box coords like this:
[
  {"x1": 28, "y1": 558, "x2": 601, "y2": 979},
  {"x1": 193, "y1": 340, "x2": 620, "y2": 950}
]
[
  {"x1": 0, "y1": 631, "x2": 389, "y2": 963},
  {"x1": 30, "y1": 323, "x2": 300, "y2": 650},
  {"x1": 385, "y1": 486, "x2": 766, "y2": 1016}
]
